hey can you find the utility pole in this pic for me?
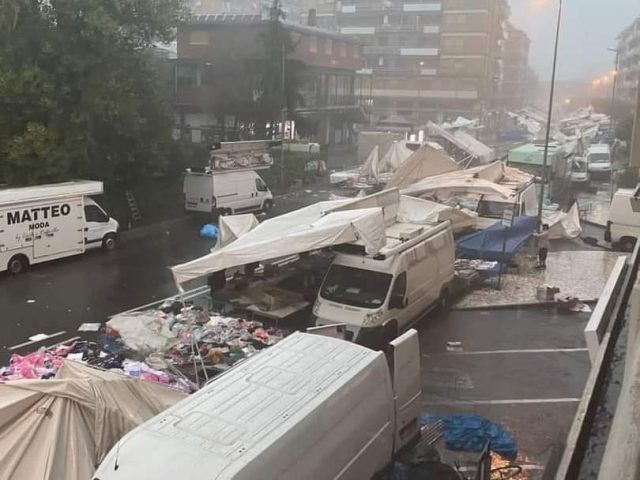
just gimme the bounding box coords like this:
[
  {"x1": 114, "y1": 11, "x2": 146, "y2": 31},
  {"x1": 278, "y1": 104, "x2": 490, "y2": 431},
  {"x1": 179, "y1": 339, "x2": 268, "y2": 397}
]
[
  {"x1": 537, "y1": 0, "x2": 563, "y2": 226},
  {"x1": 631, "y1": 82, "x2": 640, "y2": 169},
  {"x1": 608, "y1": 47, "x2": 620, "y2": 200},
  {"x1": 280, "y1": 39, "x2": 286, "y2": 185}
]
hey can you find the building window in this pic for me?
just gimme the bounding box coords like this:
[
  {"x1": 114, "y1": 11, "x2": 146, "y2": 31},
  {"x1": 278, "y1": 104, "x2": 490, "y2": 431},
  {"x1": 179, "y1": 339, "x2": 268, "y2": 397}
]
[
  {"x1": 378, "y1": 56, "x2": 385, "y2": 66},
  {"x1": 309, "y1": 36, "x2": 318, "y2": 53},
  {"x1": 189, "y1": 30, "x2": 209, "y2": 45},
  {"x1": 325, "y1": 39, "x2": 333, "y2": 55},
  {"x1": 383, "y1": 14, "x2": 389, "y2": 24},
  {"x1": 340, "y1": 42, "x2": 347, "y2": 57}
]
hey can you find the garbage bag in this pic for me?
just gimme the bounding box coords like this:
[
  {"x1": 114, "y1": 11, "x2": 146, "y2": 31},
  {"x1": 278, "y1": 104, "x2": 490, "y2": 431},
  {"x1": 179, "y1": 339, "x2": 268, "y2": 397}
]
[
  {"x1": 421, "y1": 414, "x2": 517, "y2": 460},
  {"x1": 199, "y1": 223, "x2": 219, "y2": 239}
]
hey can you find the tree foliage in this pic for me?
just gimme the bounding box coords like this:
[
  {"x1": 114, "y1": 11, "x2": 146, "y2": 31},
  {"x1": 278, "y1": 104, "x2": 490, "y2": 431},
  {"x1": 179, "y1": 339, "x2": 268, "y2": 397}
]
[{"x1": 0, "y1": 0, "x2": 188, "y2": 186}]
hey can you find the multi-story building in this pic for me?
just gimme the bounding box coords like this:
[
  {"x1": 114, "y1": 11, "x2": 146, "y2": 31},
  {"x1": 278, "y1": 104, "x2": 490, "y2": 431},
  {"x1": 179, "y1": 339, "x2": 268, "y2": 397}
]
[
  {"x1": 617, "y1": 16, "x2": 640, "y2": 104},
  {"x1": 300, "y1": 0, "x2": 510, "y2": 126},
  {"x1": 502, "y1": 24, "x2": 529, "y2": 110},
  {"x1": 175, "y1": 15, "x2": 364, "y2": 146}
]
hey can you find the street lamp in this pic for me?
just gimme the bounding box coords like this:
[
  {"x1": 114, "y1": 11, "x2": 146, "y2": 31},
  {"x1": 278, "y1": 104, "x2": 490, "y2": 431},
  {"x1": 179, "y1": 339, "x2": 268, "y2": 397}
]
[
  {"x1": 536, "y1": 0, "x2": 564, "y2": 226},
  {"x1": 608, "y1": 47, "x2": 619, "y2": 201}
]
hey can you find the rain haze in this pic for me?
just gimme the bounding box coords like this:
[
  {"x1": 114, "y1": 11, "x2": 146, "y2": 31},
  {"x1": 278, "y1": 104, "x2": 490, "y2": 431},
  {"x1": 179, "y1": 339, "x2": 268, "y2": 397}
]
[{"x1": 510, "y1": 0, "x2": 639, "y2": 81}]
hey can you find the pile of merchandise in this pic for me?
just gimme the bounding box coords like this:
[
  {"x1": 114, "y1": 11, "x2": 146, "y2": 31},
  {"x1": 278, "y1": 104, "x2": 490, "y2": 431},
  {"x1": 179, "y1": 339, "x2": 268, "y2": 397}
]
[{"x1": 1, "y1": 303, "x2": 287, "y2": 393}]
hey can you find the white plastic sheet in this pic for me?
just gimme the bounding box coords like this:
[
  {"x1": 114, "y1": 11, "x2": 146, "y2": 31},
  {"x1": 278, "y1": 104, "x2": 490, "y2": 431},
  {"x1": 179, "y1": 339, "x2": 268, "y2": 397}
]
[
  {"x1": 397, "y1": 196, "x2": 476, "y2": 233},
  {"x1": 218, "y1": 214, "x2": 259, "y2": 248},
  {"x1": 545, "y1": 203, "x2": 582, "y2": 240}
]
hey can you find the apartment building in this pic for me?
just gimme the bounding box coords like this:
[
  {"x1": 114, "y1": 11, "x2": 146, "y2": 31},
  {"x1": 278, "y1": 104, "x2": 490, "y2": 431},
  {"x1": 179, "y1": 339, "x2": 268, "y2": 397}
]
[
  {"x1": 502, "y1": 24, "x2": 530, "y2": 110},
  {"x1": 617, "y1": 16, "x2": 640, "y2": 104},
  {"x1": 301, "y1": 0, "x2": 511, "y2": 126},
  {"x1": 175, "y1": 15, "x2": 364, "y2": 145}
]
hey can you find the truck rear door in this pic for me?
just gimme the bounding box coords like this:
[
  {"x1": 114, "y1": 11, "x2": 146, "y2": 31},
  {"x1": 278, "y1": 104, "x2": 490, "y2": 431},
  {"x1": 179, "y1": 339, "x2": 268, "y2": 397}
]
[
  {"x1": 387, "y1": 329, "x2": 421, "y2": 453},
  {"x1": 184, "y1": 173, "x2": 214, "y2": 213}
]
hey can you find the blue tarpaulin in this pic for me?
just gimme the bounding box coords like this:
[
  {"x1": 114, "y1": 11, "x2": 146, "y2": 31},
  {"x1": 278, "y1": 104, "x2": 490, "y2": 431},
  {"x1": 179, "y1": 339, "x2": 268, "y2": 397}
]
[
  {"x1": 456, "y1": 215, "x2": 537, "y2": 264},
  {"x1": 199, "y1": 224, "x2": 219, "y2": 240},
  {"x1": 421, "y1": 414, "x2": 518, "y2": 459}
]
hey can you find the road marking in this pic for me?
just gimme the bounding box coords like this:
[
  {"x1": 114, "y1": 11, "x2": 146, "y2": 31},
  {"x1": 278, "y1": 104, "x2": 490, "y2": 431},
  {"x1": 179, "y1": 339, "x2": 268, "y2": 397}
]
[
  {"x1": 429, "y1": 347, "x2": 589, "y2": 356},
  {"x1": 423, "y1": 398, "x2": 581, "y2": 406},
  {"x1": 8, "y1": 331, "x2": 67, "y2": 351}
]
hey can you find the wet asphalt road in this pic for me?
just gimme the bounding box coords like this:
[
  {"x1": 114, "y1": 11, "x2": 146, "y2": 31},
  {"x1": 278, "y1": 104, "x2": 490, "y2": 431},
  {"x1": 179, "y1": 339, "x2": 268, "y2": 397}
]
[{"x1": 0, "y1": 189, "x2": 333, "y2": 357}]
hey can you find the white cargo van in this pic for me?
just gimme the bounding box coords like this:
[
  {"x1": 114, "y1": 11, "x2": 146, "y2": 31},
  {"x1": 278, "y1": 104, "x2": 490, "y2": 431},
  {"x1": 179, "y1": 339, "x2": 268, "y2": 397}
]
[
  {"x1": 587, "y1": 143, "x2": 612, "y2": 174},
  {"x1": 0, "y1": 181, "x2": 119, "y2": 274},
  {"x1": 314, "y1": 221, "x2": 454, "y2": 347},
  {"x1": 605, "y1": 187, "x2": 640, "y2": 251},
  {"x1": 183, "y1": 170, "x2": 273, "y2": 216},
  {"x1": 94, "y1": 330, "x2": 422, "y2": 480}
]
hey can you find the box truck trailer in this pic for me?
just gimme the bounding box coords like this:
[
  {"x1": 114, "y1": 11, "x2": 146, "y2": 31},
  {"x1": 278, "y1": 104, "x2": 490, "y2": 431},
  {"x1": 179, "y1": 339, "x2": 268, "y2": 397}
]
[
  {"x1": 0, "y1": 181, "x2": 119, "y2": 274},
  {"x1": 94, "y1": 329, "x2": 422, "y2": 480}
]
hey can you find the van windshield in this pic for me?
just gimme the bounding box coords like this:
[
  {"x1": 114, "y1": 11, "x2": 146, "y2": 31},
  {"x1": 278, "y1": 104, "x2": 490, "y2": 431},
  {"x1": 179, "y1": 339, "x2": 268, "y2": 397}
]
[
  {"x1": 320, "y1": 265, "x2": 392, "y2": 309},
  {"x1": 476, "y1": 200, "x2": 511, "y2": 218},
  {"x1": 572, "y1": 160, "x2": 587, "y2": 172}
]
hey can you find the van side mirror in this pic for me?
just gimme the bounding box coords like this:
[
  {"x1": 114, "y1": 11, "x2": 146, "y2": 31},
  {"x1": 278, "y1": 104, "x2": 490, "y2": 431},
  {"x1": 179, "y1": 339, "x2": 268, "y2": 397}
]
[{"x1": 389, "y1": 294, "x2": 406, "y2": 310}]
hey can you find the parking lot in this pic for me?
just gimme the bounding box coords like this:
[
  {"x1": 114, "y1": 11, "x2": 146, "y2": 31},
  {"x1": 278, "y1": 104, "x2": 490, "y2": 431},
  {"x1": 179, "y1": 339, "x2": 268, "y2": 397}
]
[{"x1": 418, "y1": 306, "x2": 591, "y2": 475}]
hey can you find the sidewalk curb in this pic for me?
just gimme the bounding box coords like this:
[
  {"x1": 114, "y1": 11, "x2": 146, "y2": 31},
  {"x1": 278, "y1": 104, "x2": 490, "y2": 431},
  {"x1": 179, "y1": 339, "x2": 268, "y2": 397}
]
[{"x1": 452, "y1": 299, "x2": 598, "y2": 311}]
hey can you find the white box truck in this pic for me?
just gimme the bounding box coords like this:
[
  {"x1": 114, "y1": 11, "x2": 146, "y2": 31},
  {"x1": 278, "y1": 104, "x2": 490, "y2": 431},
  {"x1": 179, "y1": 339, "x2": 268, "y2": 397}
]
[
  {"x1": 0, "y1": 181, "x2": 119, "y2": 274},
  {"x1": 183, "y1": 169, "x2": 273, "y2": 216},
  {"x1": 314, "y1": 221, "x2": 455, "y2": 348},
  {"x1": 94, "y1": 329, "x2": 422, "y2": 480}
]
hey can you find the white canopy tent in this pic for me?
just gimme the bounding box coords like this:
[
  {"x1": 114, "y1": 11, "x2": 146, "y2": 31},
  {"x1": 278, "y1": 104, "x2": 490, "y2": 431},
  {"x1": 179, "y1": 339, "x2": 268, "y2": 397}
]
[
  {"x1": 171, "y1": 200, "x2": 387, "y2": 286},
  {"x1": 0, "y1": 361, "x2": 185, "y2": 480},
  {"x1": 378, "y1": 141, "x2": 413, "y2": 172},
  {"x1": 386, "y1": 144, "x2": 459, "y2": 189},
  {"x1": 218, "y1": 214, "x2": 260, "y2": 248}
]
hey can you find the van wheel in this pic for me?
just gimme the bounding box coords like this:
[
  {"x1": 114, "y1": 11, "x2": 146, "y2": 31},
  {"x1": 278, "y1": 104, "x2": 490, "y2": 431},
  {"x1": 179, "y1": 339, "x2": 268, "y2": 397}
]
[
  {"x1": 620, "y1": 237, "x2": 636, "y2": 252},
  {"x1": 263, "y1": 199, "x2": 274, "y2": 213},
  {"x1": 102, "y1": 233, "x2": 117, "y2": 251},
  {"x1": 8, "y1": 255, "x2": 29, "y2": 275}
]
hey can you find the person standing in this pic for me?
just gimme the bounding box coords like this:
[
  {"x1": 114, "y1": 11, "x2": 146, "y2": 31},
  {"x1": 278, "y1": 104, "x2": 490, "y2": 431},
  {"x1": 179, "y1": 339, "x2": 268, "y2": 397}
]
[{"x1": 534, "y1": 224, "x2": 551, "y2": 269}]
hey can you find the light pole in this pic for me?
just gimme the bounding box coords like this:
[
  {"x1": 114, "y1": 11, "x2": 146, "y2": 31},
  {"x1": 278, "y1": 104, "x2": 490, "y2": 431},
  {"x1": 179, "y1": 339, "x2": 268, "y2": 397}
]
[
  {"x1": 608, "y1": 47, "x2": 619, "y2": 201},
  {"x1": 536, "y1": 0, "x2": 564, "y2": 226}
]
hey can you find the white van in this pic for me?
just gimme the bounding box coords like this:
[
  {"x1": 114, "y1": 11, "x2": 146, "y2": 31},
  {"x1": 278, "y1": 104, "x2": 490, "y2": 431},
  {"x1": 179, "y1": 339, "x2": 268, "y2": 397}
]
[
  {"x1": 0, "y1": 181, "x2": 119, "y2": 274},
  {"x1": 183, "y1": 170, "x2": 273, "y2": 216},
  {"x1": 314, "y1": 221, "x2": 454, "y2": 347},
  {"x1": 605, "y1": 187, "x2": 640, "y2": 251},
  {"x1": 94, "y1": 330, "x2": 422, "y2": 480},
  {"x1": 587, "y1": 143, "x2": 612, "y2": 174}
]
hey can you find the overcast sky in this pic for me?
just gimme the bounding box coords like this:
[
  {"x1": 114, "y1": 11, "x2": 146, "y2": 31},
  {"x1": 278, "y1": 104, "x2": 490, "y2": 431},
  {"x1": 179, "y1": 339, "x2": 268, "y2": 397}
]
[{"x1": 510, "y1": 0, "x2": 639, "y2": 82}]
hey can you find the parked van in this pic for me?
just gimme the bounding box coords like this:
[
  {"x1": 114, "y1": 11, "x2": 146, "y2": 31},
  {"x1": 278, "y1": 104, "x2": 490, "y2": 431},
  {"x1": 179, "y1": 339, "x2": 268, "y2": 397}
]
[
  {"x1": 587, "y1": 143, "x2": 612, "y2": 174},
  {"x1": 314, "y1": 221, "x2": 454, "y2": 347},
  {"x1": 183, "y1": 170, "x2": 273, "y2": 216},
  {"x1": 95, "y1": 330, "x2": 422, "y2": 480},
  {"x1": 605, "y1": 187, "x2": 640, "y2": 251},
  {"x1": 0, "y1": 181, "x2": 118, "y2": 274}
]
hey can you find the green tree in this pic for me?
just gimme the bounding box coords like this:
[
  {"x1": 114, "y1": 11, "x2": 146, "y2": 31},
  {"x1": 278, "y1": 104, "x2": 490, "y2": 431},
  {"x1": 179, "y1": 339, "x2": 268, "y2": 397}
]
[{"x1": 0, "y1": 0, "x2": 188, "y2": 186}]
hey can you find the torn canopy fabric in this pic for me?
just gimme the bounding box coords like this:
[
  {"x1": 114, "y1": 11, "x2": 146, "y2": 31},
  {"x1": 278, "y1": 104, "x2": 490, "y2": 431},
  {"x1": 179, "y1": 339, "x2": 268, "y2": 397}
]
[
  {"x1": 397, "y1": 196, "x2": 476, "y2": 233},
  {"x1": 218, "y1": 214, "x2": 259, "y2": 248},
  {"x1": 378, "y1": 141, "x2": 413, "y2": 172},
  {"x1": 386, "y1": 145, "x2": 459, "y2": 189},
  {"x1": 0, "y1": 360, "x2": 185, "y2": 480},
  {"x1": 171, "y1": 201, "x2": 386, "y2": 285}
]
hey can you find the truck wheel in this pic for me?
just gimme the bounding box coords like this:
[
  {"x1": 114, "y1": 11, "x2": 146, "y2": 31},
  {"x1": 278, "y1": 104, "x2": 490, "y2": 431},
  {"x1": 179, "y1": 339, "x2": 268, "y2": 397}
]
[
  {"x1": 620, "y1": 237, "x2": 637, "y2": 253},
  {"x1": 102, "y1": 233, "x2": 117, "y2": 251},
  {"x1": 263, "y1": 199, "x2": 274, "y2": 213},
  {"x1": 8, "y1": 255, "x2": 29, "y2": 275}
]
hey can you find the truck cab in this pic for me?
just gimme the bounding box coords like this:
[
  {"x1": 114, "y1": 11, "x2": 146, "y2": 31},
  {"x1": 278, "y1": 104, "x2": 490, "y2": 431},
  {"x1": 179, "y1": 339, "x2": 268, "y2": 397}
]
[{"x1": 83, "y1": 197, "x2": 119, "y2": 250}]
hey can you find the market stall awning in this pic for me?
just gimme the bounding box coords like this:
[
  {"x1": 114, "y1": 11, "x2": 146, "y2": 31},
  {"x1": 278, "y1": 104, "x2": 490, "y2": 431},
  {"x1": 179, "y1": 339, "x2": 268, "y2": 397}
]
[
  {"x1": 171, "y1": 201, "x2": 386, "y2": 286},
  {"x1": 397, "y1": 196, "x2": 476, "y2": 233},
  {"x1": 456, "y1": 215, "x2": 537, "y2": 263},
  {"x1": 0, "y1": 360, "x2": 184, "y2": 480},
  {"x1": 386, "y1": 144, "x2": 459, "y2": 189},
  {"x1": 218, "y1": 214, "x2": 259, "y2": 248}
]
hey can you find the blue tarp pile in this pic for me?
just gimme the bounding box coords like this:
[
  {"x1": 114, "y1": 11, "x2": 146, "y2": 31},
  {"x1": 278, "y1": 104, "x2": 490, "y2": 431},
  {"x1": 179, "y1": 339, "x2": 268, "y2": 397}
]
[
  {"x1": 421, "y1": 414, "x2": 518, "y2": 460},
  {"x1": 456, "y1": 215, "x2": 537, "y2": 264}
]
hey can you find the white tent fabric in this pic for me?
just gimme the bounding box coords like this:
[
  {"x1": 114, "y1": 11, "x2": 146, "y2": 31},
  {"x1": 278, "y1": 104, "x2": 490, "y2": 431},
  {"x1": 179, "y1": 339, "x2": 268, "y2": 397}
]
[
  {"x1": 386, "y1": 145, "x2": 459, "y2": 189},
  {"x1": 359, "y1": 145, "x2": 380, "y2": 181},
  {"x1": 378, "y1": 141, "x2": 413, "y2": 172},
  {"x1": 0, "y1": 361, "x2": 185, "y2": 480},
  {"x1": 397, "y1": 196, "x2": 476, "y2": 233},
  {"x1": 171, "y1": 202, "x2": 386, "y2": 285},
  {"x1": 545, "y1": 203, "x2": 582, "y2": 240},
  {"x1": 218, "y1": 214, "x2": 259, "y2": 248}
]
